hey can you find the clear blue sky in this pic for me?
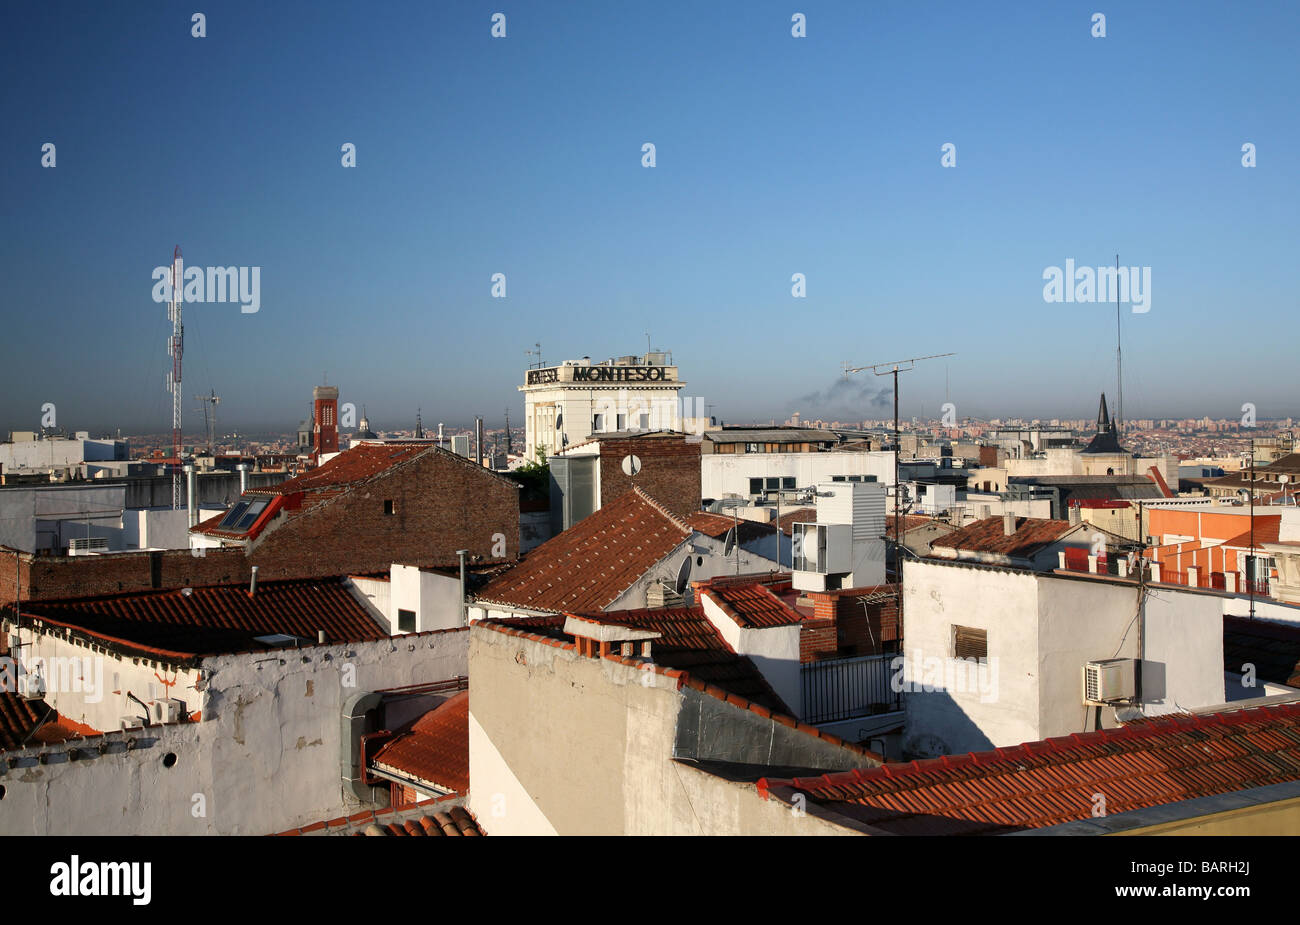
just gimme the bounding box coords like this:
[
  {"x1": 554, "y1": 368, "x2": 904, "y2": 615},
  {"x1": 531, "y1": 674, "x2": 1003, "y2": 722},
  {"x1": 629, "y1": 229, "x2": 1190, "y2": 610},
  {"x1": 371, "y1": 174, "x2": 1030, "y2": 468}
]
[{"x1": 2, "y1": 0, "x2": 1297, "y2": 435}]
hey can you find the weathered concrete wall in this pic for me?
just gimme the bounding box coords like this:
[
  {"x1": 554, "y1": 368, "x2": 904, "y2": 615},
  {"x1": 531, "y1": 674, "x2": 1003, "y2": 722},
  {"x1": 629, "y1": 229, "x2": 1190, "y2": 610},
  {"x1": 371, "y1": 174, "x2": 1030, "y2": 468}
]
[
  {"x1": 467, "y1": 624, "x2": 874, "y2": 835},
  {"x1": 0, "y1": 628, "x2": 468, "y2": 835}
]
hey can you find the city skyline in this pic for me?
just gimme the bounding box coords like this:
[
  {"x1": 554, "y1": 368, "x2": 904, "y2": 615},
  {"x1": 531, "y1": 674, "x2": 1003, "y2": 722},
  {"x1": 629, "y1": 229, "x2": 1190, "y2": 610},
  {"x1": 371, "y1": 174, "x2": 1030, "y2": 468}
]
[{"x1": 3, "y1": 1, "x2": 1298, "y2": 432}]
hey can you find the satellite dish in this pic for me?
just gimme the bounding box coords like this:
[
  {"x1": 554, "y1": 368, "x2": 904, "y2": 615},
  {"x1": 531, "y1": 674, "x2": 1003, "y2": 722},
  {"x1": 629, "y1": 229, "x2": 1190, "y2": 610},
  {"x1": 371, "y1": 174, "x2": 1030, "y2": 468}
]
[
  {"x1": 674, "y1": 555, "x2": 693, "y2": 595},
  {"x1": 722, "y1": 527, "x2": 736, "y2": 557},
  {"x1": 621, "y1": 454, "x2": 642, "y2": 476}
]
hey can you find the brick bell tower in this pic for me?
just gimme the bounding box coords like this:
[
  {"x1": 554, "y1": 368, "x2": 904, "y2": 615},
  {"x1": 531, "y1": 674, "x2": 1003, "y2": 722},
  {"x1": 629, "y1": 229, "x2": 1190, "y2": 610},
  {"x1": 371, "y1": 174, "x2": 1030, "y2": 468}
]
[{"x1": 313, "y1": 384, "x2": 340, "y2": 458}]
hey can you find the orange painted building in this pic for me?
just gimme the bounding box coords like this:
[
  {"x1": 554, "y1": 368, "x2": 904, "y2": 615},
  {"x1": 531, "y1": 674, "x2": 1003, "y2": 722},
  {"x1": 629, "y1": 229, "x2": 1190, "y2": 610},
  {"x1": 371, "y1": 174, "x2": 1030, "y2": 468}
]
[{"x1": 1145, "y1": 506, "x2": 1280, "y2": 589}]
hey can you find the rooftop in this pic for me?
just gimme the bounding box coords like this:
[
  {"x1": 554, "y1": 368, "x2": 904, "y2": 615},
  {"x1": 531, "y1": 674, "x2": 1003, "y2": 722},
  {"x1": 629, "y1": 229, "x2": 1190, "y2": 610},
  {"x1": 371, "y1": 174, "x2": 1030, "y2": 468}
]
[
  {"x1": 370, "y1": 691, "x2": 470, "y2": 794},
  {"x1": 19, "y1": 576, "x2": 387, "y2": 661},
  {"x1": 491, "y1": 607, "x2": 791, "y2": 713},
  {"x1": 475, "y1": 486, "x2": 691, "y2": 613},
  {"x1": 929, "y1": 516, "x2": 1076, "y2": 560},
  {"x1": 759, "y1": 703, "x2": 1300, "y2": 834}
]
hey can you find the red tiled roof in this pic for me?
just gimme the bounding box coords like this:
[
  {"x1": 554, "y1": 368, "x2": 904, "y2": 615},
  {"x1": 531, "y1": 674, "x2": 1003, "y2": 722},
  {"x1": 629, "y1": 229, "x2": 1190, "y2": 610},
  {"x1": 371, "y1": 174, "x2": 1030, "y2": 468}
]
[
  {"x1": 759, "y1": 704, "x2": 1300, "y2": 834},
  {"x1": 475, "y1": 487, "x2": 690, "y2": 613},
  {"x1": 20, "y1": 577, "x2": 387, "y2": 661},
  {"x1": 256, "y1": 444, "x2": 428, "y2": 496},
  {"x1": 929, "y1": 516, "x2": 1074, "y2": 559},
  {"x1": 779, "y1": 508, "x2": 817, "y2": 536},
  {"x1": 704, "y1": 580, "x2": 805, "y2": 628},
  {"x1": 371, "y1": 691, "x2": 469, "y2": 794},
  {"x1": 576, "y1": 606, "x2": 791, "y2": 712},
  {"x1": 884, "y1": 514, "x2": 945, "y2": 541},
  {"x1": 277, "y1": 800, "x2": 484, "y2": 836},
  {"x1": 0, "y1": 694, "x2": 74, "y2": 751}
]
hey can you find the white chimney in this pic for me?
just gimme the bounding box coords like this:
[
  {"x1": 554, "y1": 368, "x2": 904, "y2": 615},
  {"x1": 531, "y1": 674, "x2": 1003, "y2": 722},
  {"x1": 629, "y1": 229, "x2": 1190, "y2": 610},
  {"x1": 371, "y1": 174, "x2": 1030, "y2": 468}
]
[
  {"x1": 184, "y1": 465, "x2": 198, "y2": 527},
  {"x1": 1002, "y1": 511, "x2": 1016, "y2": 536}
]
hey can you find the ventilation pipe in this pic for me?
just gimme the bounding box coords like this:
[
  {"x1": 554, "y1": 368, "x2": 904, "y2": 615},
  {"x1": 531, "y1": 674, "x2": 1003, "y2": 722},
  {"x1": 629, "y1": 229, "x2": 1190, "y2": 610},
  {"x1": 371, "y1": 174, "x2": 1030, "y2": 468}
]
[
  {"x1": 184, "y1": 465, "x2": 198, "y2": 527},
  {"x1": 318, "y1": 629, "x2": 326, "y2": 645},
  {"x1": 237, "y1": 463, "x2": 249, "y2": 494},
  {"x1": 475, "y1": 417, "x2": 484, "y2": 467},
  {"x1": 249, "y1": 565, "x2": 259, "y2": 597}
]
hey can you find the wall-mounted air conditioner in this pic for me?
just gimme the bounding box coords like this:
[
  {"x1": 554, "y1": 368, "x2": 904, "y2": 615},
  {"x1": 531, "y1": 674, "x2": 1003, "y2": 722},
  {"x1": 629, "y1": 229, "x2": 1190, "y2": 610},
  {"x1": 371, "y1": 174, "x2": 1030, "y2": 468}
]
[
  {"x1": 151, "y1": 699, "x2": 184, "y2": 724},
  {"x1": 119, "y1": 714, "x2": 147, "y2": 730},
  {"x1": 18, "y1": 673, "x2": 45, "y2": 700},
  {"x1": 1083, "y1": 658, "x2": 1139, "y2": 705}
]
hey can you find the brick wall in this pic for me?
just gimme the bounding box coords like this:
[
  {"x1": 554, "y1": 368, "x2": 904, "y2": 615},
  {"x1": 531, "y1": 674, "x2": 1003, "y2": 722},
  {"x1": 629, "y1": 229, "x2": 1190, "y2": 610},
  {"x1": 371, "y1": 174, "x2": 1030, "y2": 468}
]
[
  {"x1": 799, "y1": 585, "x2": 900, "y2": 661},
  {"x1": 0, "y1": 546, "x2": 249, "y2": 606},
  {"x1": 0, "y1": 449, "x2": 521, "y2": 605},
  {"x1": 597, "y1": 436, "x2": 701, "y2": 517},
  {"x1": 248, "y1": 449, "x2": 521, "y2": 580}
]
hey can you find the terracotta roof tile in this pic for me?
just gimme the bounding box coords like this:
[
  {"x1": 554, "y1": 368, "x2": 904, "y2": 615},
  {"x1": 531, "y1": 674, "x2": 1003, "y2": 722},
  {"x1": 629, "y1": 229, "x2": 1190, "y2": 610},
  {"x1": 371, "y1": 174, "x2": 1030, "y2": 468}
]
[
  {"x1": 705, "y1": 581, "x2": 805, "y2": 628},
  {"x1": 930, "y1": 516, "x2": 1074, "y2": 559},
  {"x1": 371, "y1": 691, "x2": 469, "y2": 793},
  {"x1": 20, "y1": 577, "x2": 386, "y2": 660},
  {"x1": 475, "y1": 487, "x2": 690, "y2": 612},
  {"x1": 760, "y1": 704, "x2": 1300, "y2": 834}
]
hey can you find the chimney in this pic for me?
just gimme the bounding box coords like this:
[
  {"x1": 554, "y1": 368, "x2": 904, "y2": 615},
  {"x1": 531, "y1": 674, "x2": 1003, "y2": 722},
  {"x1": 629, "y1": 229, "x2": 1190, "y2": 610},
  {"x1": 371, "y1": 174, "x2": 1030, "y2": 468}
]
[
  {"x1": 1068, "y1": 504, "x2": 1082, "y2": 526},
  {"x1": 237, "y1": 463, "x2": 249, "y2": 494},
  {"x1": 248, "y1": 565, "x2": 259, "y2": 597},
  {"x1": 1002, "y1": 511, "x2": 1016, "y2": 536},
  {"x1": 317, "y1": 630, "x2": 326, "y2": 645},
  {"x1": 185, "y1": 465, "x2": 198, "y2": 527}
]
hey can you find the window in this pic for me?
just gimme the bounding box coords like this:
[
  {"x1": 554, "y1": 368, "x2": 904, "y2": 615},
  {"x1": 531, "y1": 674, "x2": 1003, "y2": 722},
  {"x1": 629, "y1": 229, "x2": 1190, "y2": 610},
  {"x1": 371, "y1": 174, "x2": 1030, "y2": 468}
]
[
  {"x1": 397, "y1": 609, "x2": 416, "y2": 632},
  {"x1": 616, "y1": 413, "x2": 626, "y2": 430},
  {"x1": 831, "y1": 475, "x2": 846, "y2": 482},
  {"x1": 384, "y1": 499, "x2": 397, "y2": 515},
  {"x1": 593, "y1": 413, "x2": 605, "y2": 431},
  {"x1": 749, "y1": 478, "x2": 764, "y2": 494},
  {"x1": 782, "y1": 477, "x2": 795, "y2": 490},
  {"x1": 953, "y1": 625, "x2": 987, "y2": 662},
  {"x1": 745, "y1": 443, "x2": 760, "y2": 454},
  {"x1": 218, "y1": 500, "x2": 251, "y2": 529},
  {"x1": 765, "y1": 477, "x2": 781, "y2": 492},
  {"x1": 233, "y1": 498, "x2": 268, "y2": 530}
]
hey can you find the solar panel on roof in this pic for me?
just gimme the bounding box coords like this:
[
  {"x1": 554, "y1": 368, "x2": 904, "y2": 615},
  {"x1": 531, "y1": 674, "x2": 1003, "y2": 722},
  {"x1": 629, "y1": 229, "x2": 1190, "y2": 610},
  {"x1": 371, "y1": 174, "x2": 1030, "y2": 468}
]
[{"x1": 218, "y1": 500, "x2": 251, "y2": 529}]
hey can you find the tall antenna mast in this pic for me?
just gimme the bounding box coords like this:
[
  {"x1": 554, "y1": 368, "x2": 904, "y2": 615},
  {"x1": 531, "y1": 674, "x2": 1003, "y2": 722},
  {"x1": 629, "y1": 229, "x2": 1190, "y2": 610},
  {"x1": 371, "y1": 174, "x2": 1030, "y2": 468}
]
[
  {"x1": 195, "y1": 389, "x2": 220, "y2": 456},
  {"x1": 1115, "y1": 253, "x2": 1123, "y2": 433},
  {"x1": 166, "y1": 245, "x2": 184, "y2": 509}
]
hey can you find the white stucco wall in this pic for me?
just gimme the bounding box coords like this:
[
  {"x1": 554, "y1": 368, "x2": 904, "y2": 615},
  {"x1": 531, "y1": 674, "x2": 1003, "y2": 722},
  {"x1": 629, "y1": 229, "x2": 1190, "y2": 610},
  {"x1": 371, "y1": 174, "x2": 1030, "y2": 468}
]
[
  {"x1": 390, "y1": 565, "x2": 463, "y2": 633},
  {"x1": 901, "y1": 561, "x2": 1041, "y2": 756},
  {"x1": 701, "y1": 452, "x2": 894, "y2": 500},
  {"x1": 0, "y1": 628, "x2": 469, "y2": 835}
]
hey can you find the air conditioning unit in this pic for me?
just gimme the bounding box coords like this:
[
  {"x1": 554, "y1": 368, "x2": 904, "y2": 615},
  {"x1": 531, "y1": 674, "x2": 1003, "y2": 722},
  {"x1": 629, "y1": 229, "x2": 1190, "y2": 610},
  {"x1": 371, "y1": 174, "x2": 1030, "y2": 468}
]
[
  {"x1": 18, "y1": 673, "x2": 45, "y2": 700},
  {"x1": 119, "y1": 714, "x2": 147, "y2": 730},
  {"x1": 151, "y1": 699, "x2": 184, "y2": 724},
  {"x1": 68, "y1": 536, "x2": 109, "y2": 556},
  {"x1": 1083, "y1": 658, "x2": 1139, "y2": 705}
]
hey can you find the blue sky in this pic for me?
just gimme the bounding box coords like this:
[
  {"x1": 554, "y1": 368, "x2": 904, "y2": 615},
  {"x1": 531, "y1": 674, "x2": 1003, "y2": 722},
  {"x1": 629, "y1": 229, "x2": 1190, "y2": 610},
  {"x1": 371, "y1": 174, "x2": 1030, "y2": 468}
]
[{"x1": 2, "y1": 0, "x2": 1297, "y2": 435}]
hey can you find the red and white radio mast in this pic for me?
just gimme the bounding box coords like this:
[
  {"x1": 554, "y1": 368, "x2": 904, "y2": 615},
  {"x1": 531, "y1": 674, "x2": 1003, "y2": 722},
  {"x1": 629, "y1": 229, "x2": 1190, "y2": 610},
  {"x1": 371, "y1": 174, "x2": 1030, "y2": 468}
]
[{"x1": 166, "y1": 245, "x2": 184, "y2": 509}]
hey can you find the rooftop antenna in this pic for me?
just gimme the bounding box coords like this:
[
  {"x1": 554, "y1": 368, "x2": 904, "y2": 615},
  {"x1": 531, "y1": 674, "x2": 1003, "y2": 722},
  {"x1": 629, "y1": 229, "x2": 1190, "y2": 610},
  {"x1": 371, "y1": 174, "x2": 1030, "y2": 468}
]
[
  {"x1": 645, "y1": 331, "x2": 651, "y2": 356},
  {"x1": 504, "y1": 407, "x2": 512, "y2": 456},
  {"x1": 526, "y1": 343, "x2": 544, "y2": 369},
  {"x1": 195, "y1": 389, "x2": 220, "y2": 456},
  {"x1": 1115, "y1": 254, "x2": 1123, "y2": 433},
  {"x1": 843, "y1": 351, "x2": 955, "y2": 635},
  {"x1": 166, "y1": 245, "x2": 184, "y2": 509}
]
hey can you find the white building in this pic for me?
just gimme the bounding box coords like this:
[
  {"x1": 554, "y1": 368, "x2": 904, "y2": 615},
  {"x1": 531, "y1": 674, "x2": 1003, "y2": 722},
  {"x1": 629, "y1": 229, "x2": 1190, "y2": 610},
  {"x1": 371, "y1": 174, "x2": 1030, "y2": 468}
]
[
  {"x1": 701, "y1": 450, "x2": 894, "y2": 504},
  {"x1": 519, "y1": 352, "x2": 687, "y2": 462},
  {"x1": 899, "y1": 557, "x2": 1226, "y2": 757}
]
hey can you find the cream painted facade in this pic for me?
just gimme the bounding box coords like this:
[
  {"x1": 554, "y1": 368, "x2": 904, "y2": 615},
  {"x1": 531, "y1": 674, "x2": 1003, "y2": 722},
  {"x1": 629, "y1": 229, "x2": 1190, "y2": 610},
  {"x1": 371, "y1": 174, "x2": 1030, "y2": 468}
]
[{"x1": 519, "y1": 353, "x2": 686, "y2": 462}]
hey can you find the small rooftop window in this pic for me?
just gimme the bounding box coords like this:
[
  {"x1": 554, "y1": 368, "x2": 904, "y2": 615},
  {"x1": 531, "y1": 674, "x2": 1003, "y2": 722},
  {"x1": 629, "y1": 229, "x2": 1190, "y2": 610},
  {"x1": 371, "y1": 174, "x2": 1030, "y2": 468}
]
[{"x1": 253, "y1": 634, "x2": 304, "y2": 648}]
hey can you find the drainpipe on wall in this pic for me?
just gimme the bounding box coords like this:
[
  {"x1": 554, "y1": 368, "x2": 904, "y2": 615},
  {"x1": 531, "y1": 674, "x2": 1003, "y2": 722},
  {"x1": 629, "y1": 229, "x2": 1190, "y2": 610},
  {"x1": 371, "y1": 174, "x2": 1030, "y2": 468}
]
[{"x1": 456, "y1": 549, "x2": 469, "y2": 626}]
